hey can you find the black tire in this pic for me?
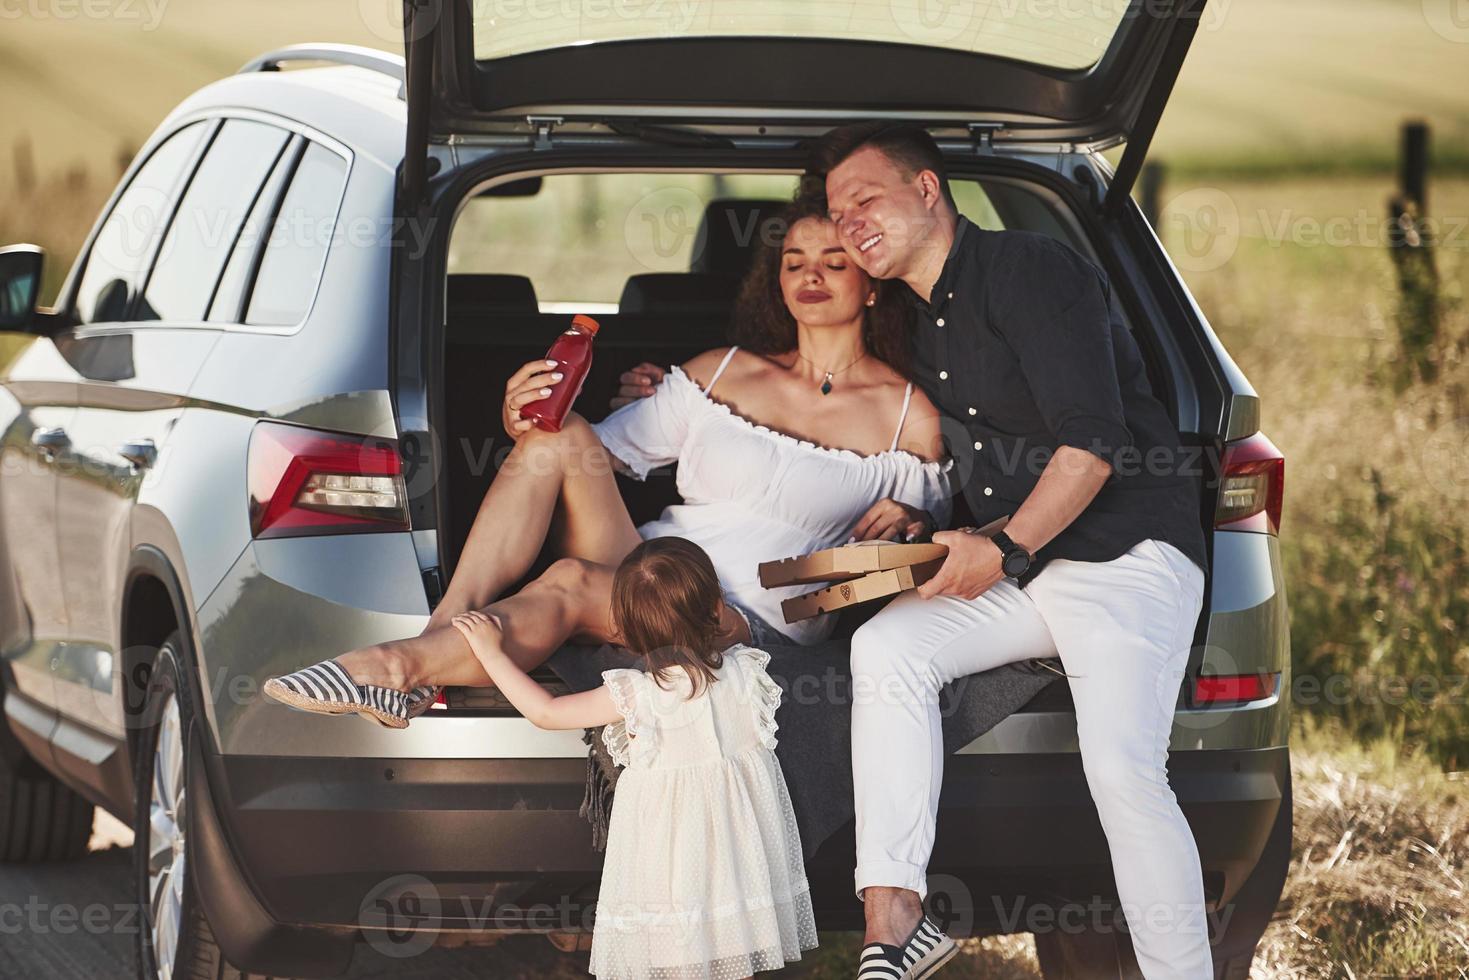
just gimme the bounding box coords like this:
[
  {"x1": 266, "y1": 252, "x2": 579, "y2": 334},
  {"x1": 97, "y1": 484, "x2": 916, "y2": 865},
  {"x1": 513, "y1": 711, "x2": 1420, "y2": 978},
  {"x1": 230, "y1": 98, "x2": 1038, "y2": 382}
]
[
  {"x1": 1035, "y1": 765, "x2": 1293, "y2": 980},
  {"x1": 132, "y1": 632, "x2": 281, "y2": 980},
  {"x1": 0, "y1": 681, "x2": 95, "y2": 862}
]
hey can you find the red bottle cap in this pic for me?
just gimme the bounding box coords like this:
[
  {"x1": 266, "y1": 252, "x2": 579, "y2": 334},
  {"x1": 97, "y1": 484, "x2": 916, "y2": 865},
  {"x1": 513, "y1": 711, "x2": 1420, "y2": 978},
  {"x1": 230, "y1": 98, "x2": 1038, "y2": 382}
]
[{"x1": 571, "y1": 313, "x2": 601, "y2": 335}]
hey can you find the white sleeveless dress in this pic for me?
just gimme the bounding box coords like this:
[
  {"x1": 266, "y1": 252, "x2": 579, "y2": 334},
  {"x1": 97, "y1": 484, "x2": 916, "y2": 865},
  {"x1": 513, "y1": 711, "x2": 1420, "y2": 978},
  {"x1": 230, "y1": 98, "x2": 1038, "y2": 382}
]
[
  {"x1": 588, "y1": 643, "x2": 817, "y2": 980},
  {"x1": 590, "y1": 347, "x2": 955, "y2": 645}
]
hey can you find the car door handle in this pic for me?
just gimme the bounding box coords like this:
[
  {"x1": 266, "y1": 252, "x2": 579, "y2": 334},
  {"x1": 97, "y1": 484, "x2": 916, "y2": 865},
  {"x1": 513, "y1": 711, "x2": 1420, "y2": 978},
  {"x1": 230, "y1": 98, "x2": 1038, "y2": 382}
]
[
  {"x1": 31, "y1": 426, "x2": 70, "y2": 453},
  {"x1": 117, "y1": 438, "x2": 157, "y2": 470}
]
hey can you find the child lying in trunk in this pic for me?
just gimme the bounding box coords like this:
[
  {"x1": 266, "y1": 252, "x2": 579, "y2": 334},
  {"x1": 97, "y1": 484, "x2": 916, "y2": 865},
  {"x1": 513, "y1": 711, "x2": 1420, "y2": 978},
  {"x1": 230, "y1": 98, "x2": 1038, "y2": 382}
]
[{"x1": 451, "y1": 536, "x2": 818, "y2": 980}]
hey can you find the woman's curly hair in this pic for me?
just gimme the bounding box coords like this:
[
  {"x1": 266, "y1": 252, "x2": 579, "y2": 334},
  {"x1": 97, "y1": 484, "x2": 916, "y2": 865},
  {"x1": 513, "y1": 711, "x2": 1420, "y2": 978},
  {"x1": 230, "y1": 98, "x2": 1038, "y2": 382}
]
[{"x1": 729, "y1": 190, "x2": 913, "y2": 379}]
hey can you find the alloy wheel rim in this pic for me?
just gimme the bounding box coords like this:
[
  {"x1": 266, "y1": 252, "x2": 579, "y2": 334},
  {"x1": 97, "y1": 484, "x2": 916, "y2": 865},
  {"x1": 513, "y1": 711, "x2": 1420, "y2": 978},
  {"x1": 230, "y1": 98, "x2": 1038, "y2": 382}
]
[{"x1": 147, "y1": 690, "x2": 186, "y2": 980}]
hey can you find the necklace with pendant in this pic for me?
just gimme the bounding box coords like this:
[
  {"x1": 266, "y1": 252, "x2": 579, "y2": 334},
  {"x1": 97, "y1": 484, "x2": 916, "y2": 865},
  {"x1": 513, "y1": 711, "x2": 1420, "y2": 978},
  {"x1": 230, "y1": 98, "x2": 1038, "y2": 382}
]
[{"x1": 796, "y1": 349, "x2": 867, "y2": 395}]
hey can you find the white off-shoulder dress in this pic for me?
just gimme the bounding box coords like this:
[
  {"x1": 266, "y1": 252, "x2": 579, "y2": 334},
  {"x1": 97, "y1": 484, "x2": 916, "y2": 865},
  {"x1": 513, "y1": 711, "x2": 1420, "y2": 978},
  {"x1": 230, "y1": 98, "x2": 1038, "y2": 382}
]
[
  {"x1": 590, "y1": 346, "x2": 955, "y2": 645},
  {"x1": 588, "y1": 644, "x2": 817, "y2": 980}
]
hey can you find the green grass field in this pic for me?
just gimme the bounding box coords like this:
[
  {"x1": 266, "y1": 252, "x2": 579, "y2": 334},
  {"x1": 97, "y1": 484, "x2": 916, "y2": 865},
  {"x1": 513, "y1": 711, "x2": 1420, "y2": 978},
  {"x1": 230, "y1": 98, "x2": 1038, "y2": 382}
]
[{"x1": 1162, "y1": 177, "x2": 1469, "y2": 772}]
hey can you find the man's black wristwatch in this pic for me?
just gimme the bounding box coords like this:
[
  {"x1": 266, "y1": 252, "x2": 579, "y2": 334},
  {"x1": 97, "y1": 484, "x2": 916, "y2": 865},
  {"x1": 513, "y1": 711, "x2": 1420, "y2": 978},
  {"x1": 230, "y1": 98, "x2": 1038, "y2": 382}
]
[{"x1": 990, "y1": 530, "x2": 1033, "y2": 579}]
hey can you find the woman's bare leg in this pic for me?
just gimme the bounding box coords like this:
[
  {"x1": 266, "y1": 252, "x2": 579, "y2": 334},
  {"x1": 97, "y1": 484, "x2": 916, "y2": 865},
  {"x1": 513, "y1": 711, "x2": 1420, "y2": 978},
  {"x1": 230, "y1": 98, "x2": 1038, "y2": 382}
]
[
  {"x1": 339, "y1": 559, "x2": 753, "y2": 691},
  {"x1": 327, "y1": 412, "x2": 642, "y2": 692},
  {"x1": 428, "y1": 411, "x2": 642, "y2": 629}
]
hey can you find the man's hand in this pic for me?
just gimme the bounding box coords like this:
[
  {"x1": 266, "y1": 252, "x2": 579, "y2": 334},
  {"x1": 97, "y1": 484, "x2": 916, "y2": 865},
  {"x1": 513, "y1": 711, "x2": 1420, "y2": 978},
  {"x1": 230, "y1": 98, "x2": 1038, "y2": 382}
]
[
  {"x1": 610, "y1": 362, "x2": 666, "y2": 409},
  {"x1": 848, "y1": 498, "x2": 932, "y2": 542},
  {"x1": 502, "y1": 358, "x2": 564, "y2": 440},
  {"x1": 917, "y1": 528, "x2": 1006, "y2": 600}
]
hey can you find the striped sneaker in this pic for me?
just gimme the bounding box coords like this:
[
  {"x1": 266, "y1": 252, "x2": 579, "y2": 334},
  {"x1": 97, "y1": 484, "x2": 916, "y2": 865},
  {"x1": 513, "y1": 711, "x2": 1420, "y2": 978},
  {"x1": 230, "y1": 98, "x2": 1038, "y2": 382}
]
[
  {"x1": 262, "y1": 659, "x2": 412, "y2": 730},
  {"x1": 404, "y1": 684, "x2": 442, "y2": 718},
  {"x1": 856, "y1": 914, "x2": 957, "y2": 980}
]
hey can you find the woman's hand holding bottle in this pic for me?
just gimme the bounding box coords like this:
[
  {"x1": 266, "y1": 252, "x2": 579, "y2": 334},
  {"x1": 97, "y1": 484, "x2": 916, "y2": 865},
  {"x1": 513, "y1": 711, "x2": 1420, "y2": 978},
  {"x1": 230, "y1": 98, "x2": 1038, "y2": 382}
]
[{"x1": 502, "y1": 358, "x2": 565, "y2": 440}]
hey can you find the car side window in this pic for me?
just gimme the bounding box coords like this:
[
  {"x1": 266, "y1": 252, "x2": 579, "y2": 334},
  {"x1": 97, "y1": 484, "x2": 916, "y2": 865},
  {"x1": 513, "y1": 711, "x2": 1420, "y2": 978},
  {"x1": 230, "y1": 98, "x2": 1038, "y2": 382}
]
[
  {"x1": 137, "y1": 119, "x2": 291, "y2": 324},
  {"x1": 72, "y1": 121, "x2": 208, "y2": 325},
  {"x1": 243, "y1": 142, "x2": 348, "y2": 327},
  {"x1": 207, "y1": 136, "x2": 302, "y2": 324}
]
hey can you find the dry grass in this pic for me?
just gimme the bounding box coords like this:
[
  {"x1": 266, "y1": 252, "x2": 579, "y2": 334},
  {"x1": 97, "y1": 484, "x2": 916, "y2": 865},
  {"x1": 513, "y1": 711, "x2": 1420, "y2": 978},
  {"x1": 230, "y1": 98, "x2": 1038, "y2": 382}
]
[
  {"x1": 1167, "y1": 177, "x2": 1469, "y2": 771},
  {"x1": 0, "y1": 168, "x2": 114, "y2": 305},
  {"x1": 1254, "y1": 720, "x2": 1469, "y2": 978},
  {"x1": 1143, "y1": 0, "x2": 1469, "y2": 177},
  {"x1": 1168, "y1": 176, "x2": 1469, "y2": 974}
]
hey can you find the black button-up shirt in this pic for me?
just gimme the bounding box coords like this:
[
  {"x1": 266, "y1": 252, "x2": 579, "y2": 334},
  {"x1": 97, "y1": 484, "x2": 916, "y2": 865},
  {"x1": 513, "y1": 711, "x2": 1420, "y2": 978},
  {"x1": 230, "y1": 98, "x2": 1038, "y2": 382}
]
[{"x1": 908, "y1": 214, "x2": 1208, "y2": 585}]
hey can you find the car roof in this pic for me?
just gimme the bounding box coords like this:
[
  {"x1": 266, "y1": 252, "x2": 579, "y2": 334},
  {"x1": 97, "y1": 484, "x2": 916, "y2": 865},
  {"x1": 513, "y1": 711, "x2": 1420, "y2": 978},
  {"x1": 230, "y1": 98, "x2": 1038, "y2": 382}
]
[{"x1": 156, "y1": 62, "x2": 406, "y2": 173}]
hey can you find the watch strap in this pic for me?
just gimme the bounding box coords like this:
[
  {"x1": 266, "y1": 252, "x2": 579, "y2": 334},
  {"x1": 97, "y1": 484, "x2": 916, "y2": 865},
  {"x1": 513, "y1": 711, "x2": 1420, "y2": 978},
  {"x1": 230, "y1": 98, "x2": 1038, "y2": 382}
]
[{"x1": 991, "y1": 530, "x2": 1019, "y2": 559}]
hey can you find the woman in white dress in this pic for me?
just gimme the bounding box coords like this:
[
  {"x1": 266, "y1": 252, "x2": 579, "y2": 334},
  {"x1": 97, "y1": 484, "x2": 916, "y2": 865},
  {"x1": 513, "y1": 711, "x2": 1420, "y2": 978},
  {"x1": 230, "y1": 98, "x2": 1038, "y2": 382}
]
[{"x1": 264, "y1": 194, "x2": 955, "y2": 727}]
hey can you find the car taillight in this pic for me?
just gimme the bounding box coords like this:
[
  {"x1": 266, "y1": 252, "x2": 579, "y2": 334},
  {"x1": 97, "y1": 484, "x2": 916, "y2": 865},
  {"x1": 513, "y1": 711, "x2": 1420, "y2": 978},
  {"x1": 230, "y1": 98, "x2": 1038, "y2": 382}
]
[
  {"x1": 1193, "y1": 672, "x2": 1278, "y2": 706},
  {"x1": 247, "y1": 421, "x2": 409, "y2": 539},
  {"x1": 1214, "y1": 432, "x2": 1284, "y2": 534}
]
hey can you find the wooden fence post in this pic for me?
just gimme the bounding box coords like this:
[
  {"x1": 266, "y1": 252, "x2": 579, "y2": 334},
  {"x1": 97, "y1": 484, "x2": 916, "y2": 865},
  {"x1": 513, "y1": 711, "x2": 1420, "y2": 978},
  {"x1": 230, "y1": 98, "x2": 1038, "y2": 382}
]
[{"x1": 1386, "y1": 119, "x2": 1438, "y2": 383}]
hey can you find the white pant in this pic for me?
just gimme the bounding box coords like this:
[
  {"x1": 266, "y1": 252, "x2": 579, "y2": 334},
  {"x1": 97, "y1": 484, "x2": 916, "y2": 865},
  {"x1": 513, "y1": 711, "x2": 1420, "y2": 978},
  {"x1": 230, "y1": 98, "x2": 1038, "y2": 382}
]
[{"x1": 850, "y1": 538, "x2": 1211, "y2": 979}]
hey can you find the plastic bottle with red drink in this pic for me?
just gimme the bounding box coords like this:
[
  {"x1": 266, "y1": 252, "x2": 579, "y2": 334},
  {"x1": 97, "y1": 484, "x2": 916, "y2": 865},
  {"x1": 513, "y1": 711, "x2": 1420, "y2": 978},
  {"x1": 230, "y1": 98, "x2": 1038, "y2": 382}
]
[{"x1": 520, "y1": 314, "x2": 601, "y2": 433}]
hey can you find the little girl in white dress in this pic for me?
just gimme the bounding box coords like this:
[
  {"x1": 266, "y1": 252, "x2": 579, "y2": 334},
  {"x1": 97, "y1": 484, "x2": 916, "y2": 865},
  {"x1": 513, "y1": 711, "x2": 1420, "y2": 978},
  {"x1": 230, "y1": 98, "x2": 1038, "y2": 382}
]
[{"x1": 450, "y1": 535, "x2": 818, "y2": 980}]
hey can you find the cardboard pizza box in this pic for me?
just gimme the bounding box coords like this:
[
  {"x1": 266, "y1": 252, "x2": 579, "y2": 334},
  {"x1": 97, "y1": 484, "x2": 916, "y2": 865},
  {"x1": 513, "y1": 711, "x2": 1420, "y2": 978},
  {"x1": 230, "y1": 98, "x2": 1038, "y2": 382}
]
[
  {"x1": 757, "y1": 516, "x2": 1010, "y2": 589},
  {"x1": 758, "y1": 540, "x2": 949, "y2": 588},
  {"x1": 766, "y1": 517, "x2": 1012, "y2": 624},
  {"x1": 778, "y1": 557, "x2": 948, "y2": 623}
]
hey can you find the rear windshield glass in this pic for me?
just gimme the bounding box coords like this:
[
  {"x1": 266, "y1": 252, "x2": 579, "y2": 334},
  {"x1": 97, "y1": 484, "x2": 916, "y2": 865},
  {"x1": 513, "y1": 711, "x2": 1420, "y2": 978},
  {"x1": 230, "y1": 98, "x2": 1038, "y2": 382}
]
[
  {"x1": 471, "y1": 0, "x2": 1133, "y2": 71},
  {"x1": 447, "y1": 172, "x2": 1007, "y2": 311}
]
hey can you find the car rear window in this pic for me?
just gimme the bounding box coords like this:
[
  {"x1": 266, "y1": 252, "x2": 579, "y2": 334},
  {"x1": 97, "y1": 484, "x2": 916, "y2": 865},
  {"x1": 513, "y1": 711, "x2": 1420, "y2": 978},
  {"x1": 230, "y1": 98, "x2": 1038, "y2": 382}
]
[{"x1": 447, "y1": 172, "x2": 1005, "y2": 310}]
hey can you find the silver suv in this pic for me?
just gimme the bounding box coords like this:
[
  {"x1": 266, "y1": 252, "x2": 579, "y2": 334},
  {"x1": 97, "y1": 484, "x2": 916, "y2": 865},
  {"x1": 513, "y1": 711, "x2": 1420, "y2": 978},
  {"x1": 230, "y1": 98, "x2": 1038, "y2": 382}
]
[{"x1": 1, "y1": 4, "x2": 1289, "y2": 978}]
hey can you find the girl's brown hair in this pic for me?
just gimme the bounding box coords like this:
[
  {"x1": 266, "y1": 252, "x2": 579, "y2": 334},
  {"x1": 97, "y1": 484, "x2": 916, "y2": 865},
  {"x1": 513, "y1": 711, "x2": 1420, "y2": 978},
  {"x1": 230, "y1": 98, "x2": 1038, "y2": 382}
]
[
  {"x1": 610, "y1": 537, "x2": 733, "y2": 698},
  {"x1": 729, "y1": 190, "x2": 913, "y2": 379}
]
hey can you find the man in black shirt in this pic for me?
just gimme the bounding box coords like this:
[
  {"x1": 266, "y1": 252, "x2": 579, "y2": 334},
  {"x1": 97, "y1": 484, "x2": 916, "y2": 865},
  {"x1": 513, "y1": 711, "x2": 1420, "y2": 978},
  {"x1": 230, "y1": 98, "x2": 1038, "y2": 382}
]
[{"x1": 820, "y1": 123, "x2": 1213, "y2": 979}]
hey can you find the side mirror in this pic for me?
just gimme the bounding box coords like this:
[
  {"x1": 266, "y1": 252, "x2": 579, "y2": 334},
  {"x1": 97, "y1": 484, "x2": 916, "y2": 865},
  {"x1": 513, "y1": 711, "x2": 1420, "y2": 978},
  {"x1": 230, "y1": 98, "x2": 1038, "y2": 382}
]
[{"x1": 0, "y1": 244, "x2": 45, "y2": 332}]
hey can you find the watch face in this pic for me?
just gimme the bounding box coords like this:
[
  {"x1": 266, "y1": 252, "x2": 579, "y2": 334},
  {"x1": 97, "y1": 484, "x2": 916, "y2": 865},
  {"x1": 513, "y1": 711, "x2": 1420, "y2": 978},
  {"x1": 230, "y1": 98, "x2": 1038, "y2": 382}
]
[{"x1": 1003, "y1": 551, "x2": 1030, "y2": 577}]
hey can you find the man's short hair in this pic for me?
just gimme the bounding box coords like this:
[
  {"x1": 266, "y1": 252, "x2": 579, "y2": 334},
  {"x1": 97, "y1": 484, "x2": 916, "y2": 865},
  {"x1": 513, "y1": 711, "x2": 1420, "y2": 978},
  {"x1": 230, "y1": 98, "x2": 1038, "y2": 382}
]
[{"x1": 809, "y1": 122, "x2": 956, "y2": 210}]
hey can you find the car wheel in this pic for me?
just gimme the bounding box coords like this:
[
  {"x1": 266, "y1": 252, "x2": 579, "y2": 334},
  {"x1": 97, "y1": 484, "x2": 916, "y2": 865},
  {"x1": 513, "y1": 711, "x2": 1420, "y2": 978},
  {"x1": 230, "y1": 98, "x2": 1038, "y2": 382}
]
[
  {"x1": 1034, "y1": 764, "x2": 1293, "y2": 980},
  {"x1": 0, "y1": 692, "x2": 95, "y2": 862},
  {"x1": 132, "y1": 632, "x2": 275, "y2": 980}
]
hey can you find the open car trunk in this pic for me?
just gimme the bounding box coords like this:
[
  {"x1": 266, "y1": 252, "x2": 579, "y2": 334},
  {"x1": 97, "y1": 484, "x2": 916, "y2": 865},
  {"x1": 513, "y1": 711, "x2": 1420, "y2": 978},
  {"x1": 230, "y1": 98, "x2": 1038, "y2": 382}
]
[
  {"x1": 424, "y1": 155, "x2": 1222, "y2": 714},
  {"x1": 397, "y1": 0, "x2": 1224, "y2": 719}
]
